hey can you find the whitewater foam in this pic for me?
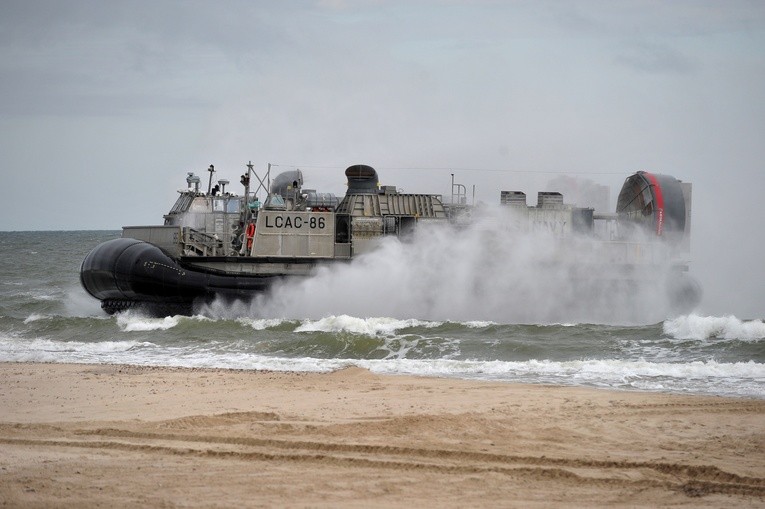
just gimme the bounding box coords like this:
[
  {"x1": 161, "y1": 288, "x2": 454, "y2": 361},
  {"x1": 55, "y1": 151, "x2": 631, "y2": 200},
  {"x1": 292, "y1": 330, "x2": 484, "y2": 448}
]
[
  {"x1": 1, "y1": 333, "x2": 761, "y2": 397},
  {"x1": 464, "y1": 320, "x2": 497, "y2": 328},
  {"x1": 114, "y1": 312, "x2": 218, "y2": 332},
  {"x1": 116, "y1": 313, "x2": 182, "y2": 332},
  {"x1": 236, "y1": 317, "x2": 290, "y2": 330},
  {"x1": 23, "y1": 314, "x2": 46, "y2": 324},
  {"x1": 0, "y1": 337, "x2": 155, "y2": 363},
  {"x1": 664, "y1": 314, "x2": 765, "y2": 341},
  {"x1": 32, "y1": 294, "x2": 58, "y2": 302},
  {"x1": 294, "y1": 315, "x2": 442, "y2": 336},
  {"x1": 357, "y1": 357, "x2": 765, "y2": 397}
]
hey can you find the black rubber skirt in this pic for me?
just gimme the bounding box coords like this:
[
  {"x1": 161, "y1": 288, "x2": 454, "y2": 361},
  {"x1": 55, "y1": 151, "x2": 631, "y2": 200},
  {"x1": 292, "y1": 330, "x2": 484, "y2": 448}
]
[{"x1": 80, "y1": 238, "x2": 277, "y2": 315}]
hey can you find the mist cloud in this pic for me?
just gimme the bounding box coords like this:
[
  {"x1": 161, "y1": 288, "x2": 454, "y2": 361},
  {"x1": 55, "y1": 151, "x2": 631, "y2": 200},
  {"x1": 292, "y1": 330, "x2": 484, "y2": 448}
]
[{"x1": 203, "y1": 207, "x2": 692, "y2": 325}]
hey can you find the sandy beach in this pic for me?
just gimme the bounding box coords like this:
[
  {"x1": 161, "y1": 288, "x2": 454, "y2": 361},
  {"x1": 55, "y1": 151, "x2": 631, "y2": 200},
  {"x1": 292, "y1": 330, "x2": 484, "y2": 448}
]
[{"x1": 0, "y1": 362, "x2": 763, "y2": 507}]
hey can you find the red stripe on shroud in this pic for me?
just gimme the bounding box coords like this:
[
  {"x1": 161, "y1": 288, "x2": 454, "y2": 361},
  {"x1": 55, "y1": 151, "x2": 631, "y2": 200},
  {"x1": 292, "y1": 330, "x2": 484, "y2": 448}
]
[{"x1": 643, "y1": 172, "x2": 665, "y2": 236}]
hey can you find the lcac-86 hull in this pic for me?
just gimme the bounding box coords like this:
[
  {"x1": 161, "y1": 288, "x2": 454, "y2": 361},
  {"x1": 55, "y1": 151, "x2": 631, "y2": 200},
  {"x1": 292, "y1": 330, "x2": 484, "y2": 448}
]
[{"x1": 81, "y1": 163, "x2": 700, "y2": 317}]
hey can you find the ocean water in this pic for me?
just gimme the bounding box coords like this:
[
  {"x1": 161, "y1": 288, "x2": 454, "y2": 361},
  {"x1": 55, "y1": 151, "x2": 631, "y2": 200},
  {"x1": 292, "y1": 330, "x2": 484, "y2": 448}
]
[{"x1": 1, "y1": 230, "x2": 763, "y2": 398}]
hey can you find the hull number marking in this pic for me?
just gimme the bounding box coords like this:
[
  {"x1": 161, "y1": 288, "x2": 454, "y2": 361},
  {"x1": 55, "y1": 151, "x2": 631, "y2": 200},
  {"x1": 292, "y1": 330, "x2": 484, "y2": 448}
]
[{"x1": 265, "y1": 215, "x2": 326, "y2": 229}]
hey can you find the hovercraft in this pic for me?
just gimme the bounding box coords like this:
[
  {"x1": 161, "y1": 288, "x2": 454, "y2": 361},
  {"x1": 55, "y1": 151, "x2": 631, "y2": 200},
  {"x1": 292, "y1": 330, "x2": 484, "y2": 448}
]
[{"x1": 81, "y1": 164, "x2": 700, "y2": 316}]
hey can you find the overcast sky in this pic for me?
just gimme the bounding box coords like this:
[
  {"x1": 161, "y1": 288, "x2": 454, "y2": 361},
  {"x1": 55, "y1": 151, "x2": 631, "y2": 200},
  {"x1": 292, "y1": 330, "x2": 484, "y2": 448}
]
[{"x1": 1, "y1": 0, "x2": 763, "y2": 316}]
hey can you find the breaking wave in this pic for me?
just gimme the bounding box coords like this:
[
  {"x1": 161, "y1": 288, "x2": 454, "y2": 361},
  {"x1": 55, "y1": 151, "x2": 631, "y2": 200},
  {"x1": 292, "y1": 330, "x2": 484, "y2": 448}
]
[
  {"x1": 663, "y1": 314, "x2": 765, "y2": 341},
  {"x1": 294, "y1": 315, "x2": 442, "y2": 336}
]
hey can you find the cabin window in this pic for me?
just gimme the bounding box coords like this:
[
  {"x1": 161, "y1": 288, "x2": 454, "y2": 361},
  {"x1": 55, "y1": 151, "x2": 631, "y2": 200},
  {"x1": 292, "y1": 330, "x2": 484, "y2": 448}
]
[{"x1": 264, "y1": 194, "x2": 286, "y2": 210}]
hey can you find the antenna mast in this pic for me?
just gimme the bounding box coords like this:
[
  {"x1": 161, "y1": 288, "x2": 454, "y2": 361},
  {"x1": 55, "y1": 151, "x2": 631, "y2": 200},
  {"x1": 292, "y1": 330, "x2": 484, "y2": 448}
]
[{"x1": 206, "y1": 165, "x2": 215, "y2": 195}]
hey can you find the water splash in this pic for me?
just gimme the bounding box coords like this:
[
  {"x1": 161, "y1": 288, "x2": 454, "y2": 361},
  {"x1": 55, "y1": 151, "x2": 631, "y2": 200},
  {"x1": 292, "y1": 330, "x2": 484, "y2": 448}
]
[
  {"x1": 664, "y1": 314, "x2": 765, "y2": 341},
  {"x1": 217, "y1": 207, "x2": 685, "y2": 325}
]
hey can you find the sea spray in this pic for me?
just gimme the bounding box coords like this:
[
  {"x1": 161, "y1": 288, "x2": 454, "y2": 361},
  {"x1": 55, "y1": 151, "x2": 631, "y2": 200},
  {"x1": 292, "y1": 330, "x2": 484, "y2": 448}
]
[{"x1": 203, "y1": 206, "x2": 686, "y2": 325}]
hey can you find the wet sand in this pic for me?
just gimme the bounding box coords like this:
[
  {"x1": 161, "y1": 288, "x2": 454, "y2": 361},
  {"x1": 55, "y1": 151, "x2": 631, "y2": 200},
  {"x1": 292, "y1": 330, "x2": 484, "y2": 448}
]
[{"x1": 0, "y1": 362, "x2": 763, "y2": 508}]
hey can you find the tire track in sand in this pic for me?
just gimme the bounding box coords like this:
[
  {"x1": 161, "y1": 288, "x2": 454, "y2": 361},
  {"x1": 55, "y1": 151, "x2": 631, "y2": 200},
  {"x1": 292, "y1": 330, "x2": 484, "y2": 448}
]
[{"x1": 1, "y1": 426, "x2": 763, "y2": 499}]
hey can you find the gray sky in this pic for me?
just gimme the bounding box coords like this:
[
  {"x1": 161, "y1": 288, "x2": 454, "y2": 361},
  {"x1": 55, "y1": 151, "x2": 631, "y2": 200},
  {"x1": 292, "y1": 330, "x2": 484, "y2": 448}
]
[{"x1": 1, "y1": 0, "x2": 763, "y2": 317}]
